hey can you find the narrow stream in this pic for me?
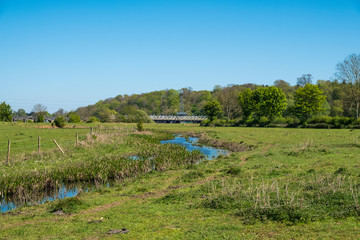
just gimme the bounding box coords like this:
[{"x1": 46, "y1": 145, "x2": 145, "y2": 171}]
[
  {"x1": 161, "y1": 136, "x2": 228, "y2": 160},
  {"x1": 1, "y1": 136, "x2": 228, "y2": 213}
]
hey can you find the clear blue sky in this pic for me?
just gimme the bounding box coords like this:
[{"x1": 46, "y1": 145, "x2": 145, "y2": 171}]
[{"x1": 1, "y1": 0, "x2": 360, "y2": 113}]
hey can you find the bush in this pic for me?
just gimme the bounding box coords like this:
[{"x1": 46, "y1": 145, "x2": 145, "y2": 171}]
[
  {"x1": 68, "y1": 113, "x2": 81, "y2": 123},
  {"x1": 245, "y1": 118, "x2": 255, "y2": 127},
  {"x1": 86, "y1": 116, "x2": 99, "y2": 123},
  {"x1": 136, "y1": 120, "x2": 144, "y2": 132},
  {"x1": 271, "y1": 116, "x2": 287, "y2": 125},
  {"x1": 285, "y1": 116, "x2": 300, "y2": 127},
  {"x1": 332, "y1": 117, "x2": 353, "y2": 128},
  {"x1": 258, "y1": 116, "x2": 269, "y2": 127},
  {"x1": 308, "y1": 116, "x2": 333, "y2": 124},
  {"x1": 200, "y1": 119, "x2": 211, "y2": 126},
  {"x1": 54, "y1": 116, "x2": 66, "y2": 128},
  {"x1": 213, "y1": 119, "x2": 229, "y2": 127},
  {"x1": 37, "y1": 114, "x2": 45, "y2": 123}
]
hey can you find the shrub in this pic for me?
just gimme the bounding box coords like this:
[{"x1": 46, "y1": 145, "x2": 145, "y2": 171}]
[
  {"x1": 258, "y1": 116, "x2": 269, "y2": 127},
  {"x1": 54, "y1": 116, "x2": 66, "y2": 128},
  {"x1": 285, "y1": 116, "x2": 300, "y2": 127},
  {"x1": 332, "y1": 117, "x2": 353, "y2": 128},
  {"x1": 86, "y1": 116, "x2": 99, "y2": 123},
  {"x1": 37, "y1": 114, "x2": 45, "y2": 123},
  {"x1": 200, "y1": 119, "x2": 211, "y2": 126},
  {"x1": 272, "y1": 116, "x2": 287, "y2": 125},
  {"x1": 136, "y1": 120, "x2": 144, "y2": 132},
  {"x1": 308, "y1": 116, "x2": 333, "y2": 124},
  {"x1": 68, "y1": 113, "x2": 81, "y2": 123}
]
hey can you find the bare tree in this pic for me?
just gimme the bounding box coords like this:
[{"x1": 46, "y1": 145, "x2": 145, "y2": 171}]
[
  {"x1": 53, "y1": 108, "x2": 66, "y2": 117},
  {"x1": 335, "y1": 53, "x2": 360, "y2": 118},
  {"x1": 32, "y1": 104, "x2": 47, "y2": 113},
  {"x1": 218, "y1": 86, "x2": 241, "y2": 121},
  {"x1": 297, "y1": 74, "x2": 313, "y2": 87},
  {"x1": 32, "y1": 104, "x2": 48, "y2": 122}
]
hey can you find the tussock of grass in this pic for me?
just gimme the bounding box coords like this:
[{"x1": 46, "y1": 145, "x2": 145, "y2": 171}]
[
  {"x1": 226, "y1": 165, "x2": 242, "y2": 175},
  {"x1": 49, "y1": 197, "x2": 88, "y2": 214},
  {"x1": 179, "y1": 171, "x2": 205, "y2": 182}
]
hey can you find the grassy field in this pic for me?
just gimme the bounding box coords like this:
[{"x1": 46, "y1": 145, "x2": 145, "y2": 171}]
[{"x1": 1, "y1": 123, "x2": 360, "y2": 239}]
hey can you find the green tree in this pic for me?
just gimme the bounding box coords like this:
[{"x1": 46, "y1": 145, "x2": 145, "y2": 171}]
[
  {"x1": 67, "y1": 112, "x2": 81, "y2": 123},
  {"x1": 97, "y1": 107, "x2": 117, "y2": 122},
  {"x1": 14, "y1": 108, "x2": 26, "y2": 117},
  {"x1": 252, "y1": 86, "x2": 287, "y2": 120},
  {"x1": 203, "y1": 101, "x2": 222, "y2": 121},
  {"x1": 294, "y1": 84, "x2": 326, "y2": 122},
  {"x1": 238, "y1": 89, "x2": 254, "y2": 119},
  {"x1": 0, "y1": 102, "x2": 13, "y2": 122}
]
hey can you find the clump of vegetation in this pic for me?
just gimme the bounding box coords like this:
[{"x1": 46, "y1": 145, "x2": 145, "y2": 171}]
[
  {"x1": 86, "y1": 116, "x2": 99, "y2": 123},
  {"x1": 49, "y1": 197, "x2": 88, "y2": 214},
  {"x1": 0, "y1": 101, "x2": 13, "y2": 122},
  {"x1": 54, "y1": 116, "x2": 66, "y2": 128},
  {"x1": 68, "y1": 112, "x2": 81, "y2": 123},
  {"x1": 334, "y1": 167, "x2": 348, "y2": 175},
  {"x1": 179, "y1": 170, "x2": 205, "y2": 182},
  {"x1": 200, "y1": 175, "x2": 360, "y2": 224},
  {"x1": 226, "y1": 165, "x2": 242, "y2": 175},
  {"x1": 136, "y1": 120, "x2": 144, "y2": 132}
]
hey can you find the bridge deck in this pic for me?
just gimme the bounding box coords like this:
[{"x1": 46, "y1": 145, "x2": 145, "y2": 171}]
[{"x1": 149, "y1": 115, "x2": 207, "y2": 123}]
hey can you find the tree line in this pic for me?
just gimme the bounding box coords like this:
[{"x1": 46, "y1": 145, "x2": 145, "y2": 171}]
[{"x1": 1, "y1": 53, "x2": 359, "y2": 127}]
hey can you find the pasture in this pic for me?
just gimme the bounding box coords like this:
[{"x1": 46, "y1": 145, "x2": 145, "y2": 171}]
[{"x1": 1, "y1": 122, "x2": 360, "y2": 239}]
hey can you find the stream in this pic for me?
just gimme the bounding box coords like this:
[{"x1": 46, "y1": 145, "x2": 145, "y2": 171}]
[{"x1": 1, "y1": 136, "x2": 228, "y2": 213}]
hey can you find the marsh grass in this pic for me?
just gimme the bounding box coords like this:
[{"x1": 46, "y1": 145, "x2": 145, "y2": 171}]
[
  {"x1": 0, "y1": 130, "x2": 203, "y2": 209},
  {"x1": 199, "y1": 174, "x2": 360, "y2": 224}
]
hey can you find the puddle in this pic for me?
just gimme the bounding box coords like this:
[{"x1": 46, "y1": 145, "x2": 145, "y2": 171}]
[{"x1": 161, "y1": 136, "x2": 228, "y2": 160}]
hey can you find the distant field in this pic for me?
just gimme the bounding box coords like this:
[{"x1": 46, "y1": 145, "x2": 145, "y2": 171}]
[
  {"x1": 0, "y1": 122, "x2": 134, "y2": 163},
  {"x1": 1, "y1": 123, "x2": 360, "y2": 239}
]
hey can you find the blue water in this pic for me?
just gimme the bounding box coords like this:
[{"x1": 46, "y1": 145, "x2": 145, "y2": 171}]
[
  {"x1": 161, "y1": 137, "x2": 228, "y2": 160},
  {"x1": 1, "y1": 185, "x2": 80, "y2": 213},
  {"x1": 1, "y1": 137, "x2": 228, "y2": 213}
]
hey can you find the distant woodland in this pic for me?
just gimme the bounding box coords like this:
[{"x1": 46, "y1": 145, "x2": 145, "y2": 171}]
[{"x1": 3, "y1": 53, "x2": 360, "y2": 127}]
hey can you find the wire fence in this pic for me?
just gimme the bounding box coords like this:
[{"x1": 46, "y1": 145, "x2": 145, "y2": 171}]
[{"x1": 0, "y1": 126, "x2": 136, "y2": 165}]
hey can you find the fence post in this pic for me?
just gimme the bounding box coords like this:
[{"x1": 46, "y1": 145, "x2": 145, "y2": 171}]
[
  {"x1": 53, "y1": 139, "x2": 65, "y2": 154},
  {"x1": 6, "y1": 140, "x2": 10, "y2": 165},
  {"x1": 76, "y1": 133, "x2": 78, "y2": 148},
  {"x1": 90, "y1": 127, "x2": 93, "y2": 135},
  {"x1": 38, "y1": 136, "x2": 41, "y2": 154}
]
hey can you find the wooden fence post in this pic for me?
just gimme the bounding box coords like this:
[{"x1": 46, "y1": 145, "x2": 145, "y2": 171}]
[
  {"x1": 90, "y1": 127, "x2": 93, "y2": 135},
  {"x1": 38, "y1": 136, "x2": 41, "y2": 154},
  {"x1": 6, "y1": 140, "x2": 10, "y2": 165},
  {"x1": 76, "y1": 133, "x2": 78, "y2": 148},
  {"x1": 53, "y1": 140, "x2": 65, "y2": 154}
]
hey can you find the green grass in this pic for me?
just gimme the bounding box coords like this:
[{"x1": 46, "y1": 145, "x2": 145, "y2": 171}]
[
  {"x1": 1, "y1": 123, "x2": 360, "y2": 239},
  {"x1": 0, "y1": 122, "x2": 136, "y2": 162}
]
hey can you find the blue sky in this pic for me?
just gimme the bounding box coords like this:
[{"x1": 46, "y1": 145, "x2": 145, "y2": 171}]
[{"x1": 1, "y1": 0, "x2": 360, "y2": 113}]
